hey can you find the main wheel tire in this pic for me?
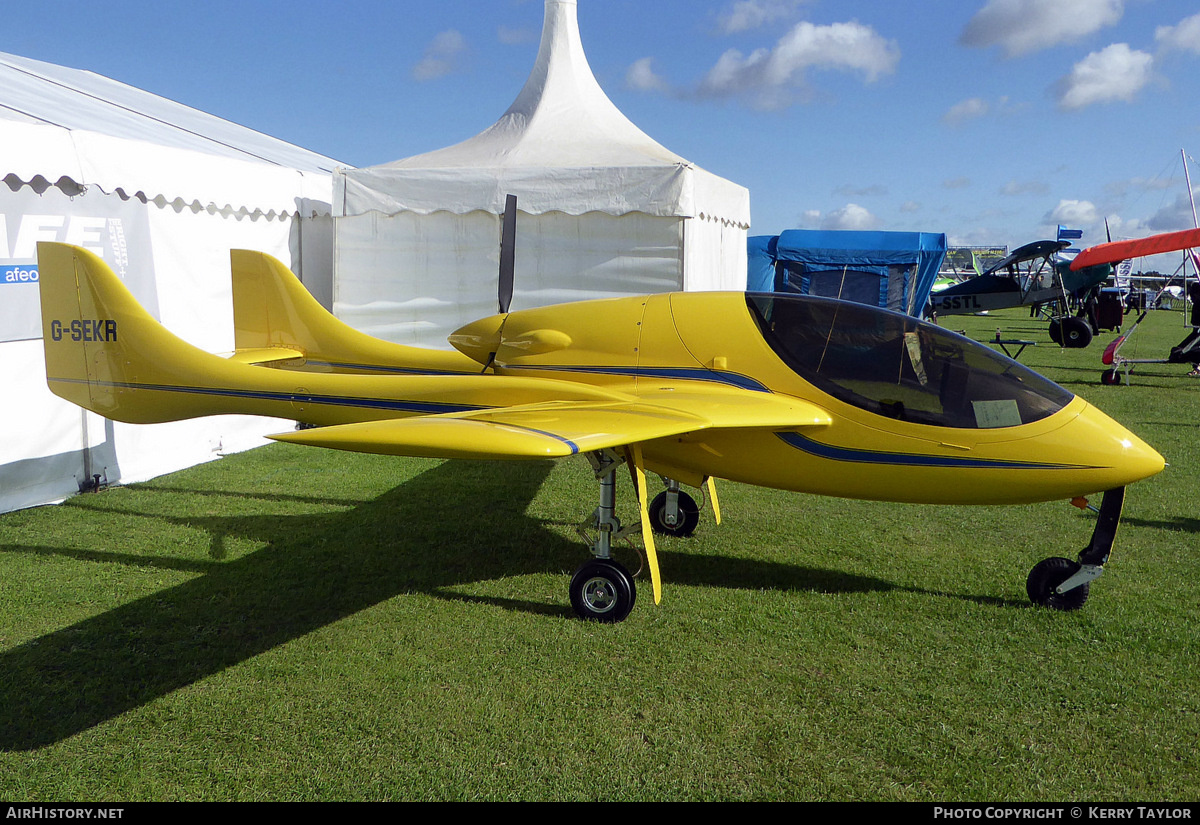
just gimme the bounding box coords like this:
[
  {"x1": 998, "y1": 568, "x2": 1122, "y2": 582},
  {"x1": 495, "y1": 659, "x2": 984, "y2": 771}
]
[
  {"x1": 1026, "y1": 557, "x2": 1090, "y2": 611},
  {"x1": 1100, "y1": 369, "x2": 1121, "y2": 386},
  {"x1": 1051, "y1": 317, "x2": 1093, "y2": 349},
  {"x1": 569, "y1": 559, "x2": 636, "y2": 622},
  {"x1": 648, "y1": 490, "x2": 700, "y2": 537}
]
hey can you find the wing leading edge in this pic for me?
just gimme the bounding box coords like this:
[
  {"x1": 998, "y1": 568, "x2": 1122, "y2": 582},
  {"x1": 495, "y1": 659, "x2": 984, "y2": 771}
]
[
  {"x1": 1070, "y1": 227, "x2": 1200, "y2": 271},
  {"x1": 269, "y1": 392, "x2": 833, "y2": 460}
]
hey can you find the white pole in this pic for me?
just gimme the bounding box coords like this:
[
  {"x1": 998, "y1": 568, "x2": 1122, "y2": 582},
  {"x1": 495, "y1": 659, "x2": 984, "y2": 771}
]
[{"x1": 1183, "y1": 148, "x2": 1198, "y2": 230}]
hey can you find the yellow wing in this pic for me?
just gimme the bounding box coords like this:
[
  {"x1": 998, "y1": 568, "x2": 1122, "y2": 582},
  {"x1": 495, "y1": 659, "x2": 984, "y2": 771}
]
[{"x1": 269, "y1": 392, "x2": 831, "y2": 459}]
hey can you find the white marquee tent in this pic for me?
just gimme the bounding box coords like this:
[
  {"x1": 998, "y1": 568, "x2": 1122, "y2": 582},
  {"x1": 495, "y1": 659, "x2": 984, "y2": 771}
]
[
  {"x1": 0, "y1": 51, "x2": 342, "y2": 513},
  {"x1": 333, "y1": 0, "x2": 751, "y2": 349}
]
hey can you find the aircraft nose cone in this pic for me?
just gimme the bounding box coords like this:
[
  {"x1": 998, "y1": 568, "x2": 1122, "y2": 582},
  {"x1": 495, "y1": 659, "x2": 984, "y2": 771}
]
[
  {"x1": 1071, "y1": 402, "x2": 1164, "y2": 489},
  {"x1": 1115, "y1": 433, "x2": 1165, "y2": 484}
]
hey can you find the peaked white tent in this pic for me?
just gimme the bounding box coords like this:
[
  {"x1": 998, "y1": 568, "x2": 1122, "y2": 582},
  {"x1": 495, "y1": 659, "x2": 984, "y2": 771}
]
[
  {"x1": 1, "y1": 51, "x2": 342, "y2": 513},
  {"x1": 334, "y1": 0, "x2": 750, "y2": 348}
]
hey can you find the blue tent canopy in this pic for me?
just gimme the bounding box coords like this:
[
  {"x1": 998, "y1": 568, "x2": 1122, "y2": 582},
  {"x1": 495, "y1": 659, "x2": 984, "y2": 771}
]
[{"x1": 748, "y1": 229, "x2": 947, "y2": 317}]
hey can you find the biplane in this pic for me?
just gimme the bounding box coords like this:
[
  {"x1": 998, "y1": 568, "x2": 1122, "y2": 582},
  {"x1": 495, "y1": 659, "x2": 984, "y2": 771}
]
[
  {"x1": 36, "y1": 208, "x2": 1165, "y2": 621},
  {"x1": 930, "y1": 228, "x2": 1200, "y2": 349}
]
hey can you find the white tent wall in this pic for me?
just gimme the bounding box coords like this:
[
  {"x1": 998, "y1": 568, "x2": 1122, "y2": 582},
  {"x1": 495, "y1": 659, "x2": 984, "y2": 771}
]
[
  {"x1": 334, "y1": 208, "x2": 685, "y2": 347},
  {"x1": 683, "y1": 214, "x2": 749, "y2": 292},
  {"x1": 0, "y1": 185, "x2": 320, "y2": 513},
  {"x1": 1, "y1": 50, "x2": 343, "y2": 514},
  {"x1": 334, "y1": 210, "x2": 500, "y2": 347}
]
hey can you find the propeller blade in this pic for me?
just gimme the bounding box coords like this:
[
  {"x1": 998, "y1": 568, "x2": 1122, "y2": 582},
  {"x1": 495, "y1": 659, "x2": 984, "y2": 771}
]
[{"x1": 498, "y1": 194, "x2": 517, "y2": 314}]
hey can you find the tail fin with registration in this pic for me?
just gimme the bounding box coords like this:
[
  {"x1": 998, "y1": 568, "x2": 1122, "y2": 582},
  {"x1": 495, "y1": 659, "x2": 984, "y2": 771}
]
[{"x1": 36, "y1": 242, "x2": 231, "y2": 423}]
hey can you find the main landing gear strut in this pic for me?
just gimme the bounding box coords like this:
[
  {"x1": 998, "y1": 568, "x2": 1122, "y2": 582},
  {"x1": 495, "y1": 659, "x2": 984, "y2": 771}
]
[
  {"x1": 1025, "y1": 487, "x2": 1125, "y2": 610},
  {"x1": 570, "y1": 448, "x2": 702, "y2": 622},
  {"x1": 569, "y1": 450, "x2": 643, "y2": 623}
]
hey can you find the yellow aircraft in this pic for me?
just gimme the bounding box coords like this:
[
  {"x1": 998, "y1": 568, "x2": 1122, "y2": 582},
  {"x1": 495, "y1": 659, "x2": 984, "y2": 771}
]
[{"x1": 36, "y1": 236, "x2": 1164, "y2": 622}]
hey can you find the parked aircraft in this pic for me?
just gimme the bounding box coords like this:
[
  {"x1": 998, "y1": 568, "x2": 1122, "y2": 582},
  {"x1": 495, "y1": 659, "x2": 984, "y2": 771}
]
[
  {"x1": 37, "y1": 233, "x2": 1164, "y2": 621},
  {"x1": 930, "y1": 228, "x2": 1200, "y2": 348}
]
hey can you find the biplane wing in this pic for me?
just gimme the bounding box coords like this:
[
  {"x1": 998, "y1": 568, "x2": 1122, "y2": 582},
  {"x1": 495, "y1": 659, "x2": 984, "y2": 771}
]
[
  {"x1": 982, "y1": 240, "x2": 1070, "y2": 276},
  {"x1": 1069, "y1": 227, "x2": 1200, "y2": 271}
]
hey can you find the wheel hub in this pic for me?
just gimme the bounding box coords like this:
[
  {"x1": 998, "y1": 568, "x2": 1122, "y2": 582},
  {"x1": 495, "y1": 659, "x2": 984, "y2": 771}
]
[{"x1": 581, "y1": 577, "x2": 617, "y2": 613}]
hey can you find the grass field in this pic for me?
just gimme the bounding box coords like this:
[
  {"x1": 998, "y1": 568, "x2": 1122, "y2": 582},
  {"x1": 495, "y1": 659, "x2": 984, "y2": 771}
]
[{"x1": 1, "y1": 305, "x2": 1197, "y2": 801}]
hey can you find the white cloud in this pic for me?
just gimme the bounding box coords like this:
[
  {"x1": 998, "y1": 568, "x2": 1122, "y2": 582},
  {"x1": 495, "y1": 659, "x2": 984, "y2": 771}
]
[
  {"x1": 899, "y1": 200, "x2": 921, "y2": 214},
  {"x1": 833, "y1": 184, "x2": 888, "y2": 197},
  {"x1": 498, "y1": 25, "x2": 537, "y2": 46},
  {"x1": 717, "y1": 0, "x2": 807, "y2": 34},
  {"x1": 699, "y1": 20, "x2": 899, "y2": 109},
  {"x1": 943, "y1": 177, "x2": 972, "y2": 190},
  {"x1": 626, "y1": 57, "x2": 671, "y2": 93},
  {"x1": 1000, "y1": 180, "x2": 1050, "y2": 196},
  {"x1": 1046, "y1": 199, "x2": 1101, "y2": 226},
  {"x1": 820, "y1": 203, "x2": 878, "y2": 231},
  {"x1": 1156, "y1": 13, "x2": 1200, "y2": 55},
  {"x1": 942, "y1": 96, "x2": 1023, "y2": 126},
  {"x1": 960, "y1": 0, "x2": 1124, "y2": 57},
  {"x1": 1104, "y1": 215, "x2": 1152, "y2": 238},
  {"x1": 1147, "y1": 192, "x2": 1200, "y2": 232},
  {"x1": 1055, "y1": 43, "x2": 1154, "y2": 110},
  {"x1": 1105, "y1": 176, "x2": 1179, "y2": 199},
  {"x1": 943, "y1": 97, "x2": 990, "y2": 126},
  {"x1": 800, "y1": 209, "x2": 823, "y2": 227},
  {"x1": 412, "y1": 30, "x2": 467, "y2": 81}
]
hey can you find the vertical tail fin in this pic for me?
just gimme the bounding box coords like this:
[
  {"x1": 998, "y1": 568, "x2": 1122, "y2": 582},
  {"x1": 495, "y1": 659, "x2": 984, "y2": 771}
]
[
  {"x1": 230, "y1": 250, "x2": 479, "y2": 375},
  {"x1": 37, "y1": 242, "x2": 240, "y2": 423}
]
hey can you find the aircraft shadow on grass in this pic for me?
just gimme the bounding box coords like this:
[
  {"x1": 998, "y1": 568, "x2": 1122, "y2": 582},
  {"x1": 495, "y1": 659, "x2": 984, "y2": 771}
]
[{"x1": 0, "y1": 458, "x2": 901, "y2": 751}]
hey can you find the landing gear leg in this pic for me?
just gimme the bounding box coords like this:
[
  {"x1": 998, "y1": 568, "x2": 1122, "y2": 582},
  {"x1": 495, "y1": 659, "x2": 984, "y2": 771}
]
[
  {"x1": 1026, "y1": 487, "x2": 1125, "y2": 610},
  {"x1": 569, "y1": 450, "x2": 639, "y2": 622},
  {"x1": 649, "y1": 478, "x2": 700, "y2": 537}
]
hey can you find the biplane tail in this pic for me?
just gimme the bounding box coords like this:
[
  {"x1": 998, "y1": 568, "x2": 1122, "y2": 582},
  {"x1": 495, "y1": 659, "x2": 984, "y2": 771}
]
[{"x1": 230, "y1": 249, "x2": 479, "y2": 375}]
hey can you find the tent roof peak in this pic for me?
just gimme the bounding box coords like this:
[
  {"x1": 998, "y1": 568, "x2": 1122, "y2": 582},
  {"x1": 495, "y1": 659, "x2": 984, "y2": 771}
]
[{"x1": 380, "y1": 0, "x2": 681, "y2": 170}]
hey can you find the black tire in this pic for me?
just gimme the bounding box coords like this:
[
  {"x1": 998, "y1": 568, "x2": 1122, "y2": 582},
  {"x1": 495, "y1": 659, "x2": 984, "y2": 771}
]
[
  {"x1": 1026, "y1": 557, "x2": 1090, "y2": 611},
  {"x1": 648, "y1": 490, "x2": 701, "y2": 537},
  {"x1": 569, "y1": 559, "x2": 636, "y2": 622},
  {"x1": 1051, "y1": 317, "x2": 1093, "y2": 349},
  {"x1": 1100, "y1": 369, "x2": 1121, "y2": 386}
]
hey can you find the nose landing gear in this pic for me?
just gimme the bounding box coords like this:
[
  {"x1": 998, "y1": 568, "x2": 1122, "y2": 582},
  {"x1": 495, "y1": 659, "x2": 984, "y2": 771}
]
[{"x1": 1026, "y1": 487, "x2": 1124, "y2": 610}]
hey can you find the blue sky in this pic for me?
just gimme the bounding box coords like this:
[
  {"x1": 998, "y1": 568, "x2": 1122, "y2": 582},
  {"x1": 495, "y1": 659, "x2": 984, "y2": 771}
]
[{"x1": 6, "y1": 0, "x2": 1200, "y2": 262}]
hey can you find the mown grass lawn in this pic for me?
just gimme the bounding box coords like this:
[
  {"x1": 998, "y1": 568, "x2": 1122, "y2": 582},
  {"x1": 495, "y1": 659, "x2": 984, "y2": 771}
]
[{"x1": 0, "y1": 305, "x2": 1196, "y2": 801}]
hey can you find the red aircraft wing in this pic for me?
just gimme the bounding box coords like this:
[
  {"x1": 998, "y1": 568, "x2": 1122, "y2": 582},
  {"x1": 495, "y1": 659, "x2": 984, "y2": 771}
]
[{"x1": 1070, "y1": 227, "x2": 1200, "y2": 271}]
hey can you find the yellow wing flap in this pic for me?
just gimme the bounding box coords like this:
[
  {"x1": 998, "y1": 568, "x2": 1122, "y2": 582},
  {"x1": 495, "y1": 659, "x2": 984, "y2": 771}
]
[
  {"x1": 269, "y1": 401, "x2": 713, "y2": 459},
  {"x1": 223, "y1": 347, "x2": 306, "y2": 366},
  {"x1": 635, "y1": 386, "x2": 832, "y2": 430}
]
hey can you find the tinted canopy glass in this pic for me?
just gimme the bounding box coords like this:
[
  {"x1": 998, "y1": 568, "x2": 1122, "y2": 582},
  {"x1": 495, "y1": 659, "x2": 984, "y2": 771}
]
[{"x1": 746, "y1": 294, "x2": 1073, "y2": 429}]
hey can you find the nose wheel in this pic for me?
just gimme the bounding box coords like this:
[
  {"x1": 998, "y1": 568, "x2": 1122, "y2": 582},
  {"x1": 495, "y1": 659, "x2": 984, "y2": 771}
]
[
  {"x1": 648, "y1": 483, "x2": 700, "y2": 537},
  {"x1": 1026, "y1": 487, "x2": 1124, "y2": 610},
  {"x1": 1026, "y1": 557, "x2": 1090, "y2": 610}
]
